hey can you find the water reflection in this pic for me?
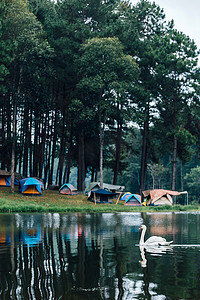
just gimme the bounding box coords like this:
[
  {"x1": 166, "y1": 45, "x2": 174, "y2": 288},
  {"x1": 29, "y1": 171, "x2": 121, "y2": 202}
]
[
  {"x1": 139, "y1": 244, "x2": 173, "y2": 268},
  {"x1": 0, "y1": 212, "x2": 200, "y2": 299}
]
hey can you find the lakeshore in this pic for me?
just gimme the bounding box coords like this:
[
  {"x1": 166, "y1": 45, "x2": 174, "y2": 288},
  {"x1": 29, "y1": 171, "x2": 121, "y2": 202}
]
[{"x1": 0, "y1": 188, "x2": 199, "y2": 213}]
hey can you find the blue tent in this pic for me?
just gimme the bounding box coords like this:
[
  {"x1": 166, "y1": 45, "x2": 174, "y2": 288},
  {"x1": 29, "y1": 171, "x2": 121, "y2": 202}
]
[
  {"x1": 88, "y1": 189, "x2": 117, "y2": 204},
  {"x1": 125, "y1": 194, "x2": 142, "y2": 206},
  {"x1": 19, "y1": 178, "x2": 43, "y2": 196},
  {"x1": 0, "y1": 175, "x2": 11, "y2": 186},
  {"x1": 0, "y1": 172, "x2": 19, "y2": 186}
]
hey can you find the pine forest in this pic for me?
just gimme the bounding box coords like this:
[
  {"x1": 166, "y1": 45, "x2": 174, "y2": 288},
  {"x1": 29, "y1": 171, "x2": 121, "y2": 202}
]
[{"x1": 1, "y1": 0, "x2": 200, "y2": 201}]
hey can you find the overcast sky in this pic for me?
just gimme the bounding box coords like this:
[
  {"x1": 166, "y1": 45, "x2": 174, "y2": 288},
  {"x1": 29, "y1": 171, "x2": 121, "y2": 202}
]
[{"x1": 131, "y1": 0, "x2": 200, "y2": 50}]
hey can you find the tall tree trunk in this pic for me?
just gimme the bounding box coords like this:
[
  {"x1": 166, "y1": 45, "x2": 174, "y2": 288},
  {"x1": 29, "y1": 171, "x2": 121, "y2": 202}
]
[
  {"x1": 95, "y1": 170, "x2": 98, "y2": 182},
  {"x1": 58, "y1": 85, "x2": 68, "y2": 186},
  {"x1": 44, "y1": 114, "x2": 52, "y2": 187},
  {"x1": 48, "y1": 110, "x2": 58, "y2": 185},
  {"x1": 29, "y1": 110, "x2": 33, "y2": 177},
  {"x1": 91, "y1": 167, "x2": 95, "y2": 182},
  {"x1": 99, "y1": 109, "x2": 106, "y2": 189},
  {"x1": 11, "y1": 61, "x2": 23, "y2": 186},
  {"x1": 39, "y1": 114, "x2": 47, "y2": 179},
  {"x1": 33, "y1": 111, "x2": 39, "y2": 177},
  {"x1": 99, "y1": 135, "x2": 103, "y2": 189},
  {"x1": 113, "y1": 122, "x2": 122, "y2": 185},
  {"x1": 11, "y1": 102, "x2": 16, "y2": 193},
  {"x1": 6, "y1": 94, "x2": 11, "y2": 146},
  {"x1": 23, "y1": 106, "x2": 29, "y2": 177},
  {"x1": 139, "y1": 104, "x2": 149, "y2": 195},
  {"x1": 180, "y1": 161, "x2": 183, "y2": 191},
  {"x1": 77, "y1": 128, "x2": 85, "y2": 191},
  {"x1": 48, "y1": 89, "x2": 59, "y2": 186},
  {"x1": 7, "y1": 94, "x2": 11, "y2": 170},
  {"x1": 1, "y1": 105, "x2": 5, "y2": 169},
  {"x1": 18, "y1": 144, "x2": 22, "y2": 175},
  {"x1": 56, "y1": 164, "x2": 59, "y2": 185},
  {"x1": 66, "y1": 158, "x2": 71, "y2": 183},
  {"x1": 58, "y1": 112, "x2": 66, "y2": 186},
  {"x1": 63, "y1": 164, "x2": 67, "y2": 184},
  {"x1": 0, "y1": 116, "x2": 1, "y2": 167},
  {"x1": 171, "y1": 93, "x2": 178, "y2": 191},
  {"x1": 64, "y1": 120, "x2": 74, "y2": 183},
  {"x1": 171, "y1": 135, "x2": 177, "y2": 190},
  {"x1": 48, "y1": 112, "x2": 57, "y2": 185}
]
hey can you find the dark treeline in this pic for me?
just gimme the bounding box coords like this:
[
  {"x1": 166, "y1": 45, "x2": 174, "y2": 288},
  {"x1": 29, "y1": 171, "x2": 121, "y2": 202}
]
[{"x1": 0, "y1": 0, "x2": 200, "y2": 197}]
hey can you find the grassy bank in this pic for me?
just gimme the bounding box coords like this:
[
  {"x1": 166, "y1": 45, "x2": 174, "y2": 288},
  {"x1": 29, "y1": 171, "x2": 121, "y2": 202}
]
[{"x1": 0, "y1": 187, "x2": 199, "y2": 213}]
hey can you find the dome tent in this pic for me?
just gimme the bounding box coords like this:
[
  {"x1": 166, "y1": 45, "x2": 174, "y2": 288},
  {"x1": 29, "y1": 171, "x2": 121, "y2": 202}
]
[
  {"x1": 124, "y1": 194, "x2": 142, "y2": 206},
  {"x1": 19, "y1": 178, "x2": 43, "y2": 196},
  {"x1": 59, "y1": 183, "x2": 78, "y2": 195}
]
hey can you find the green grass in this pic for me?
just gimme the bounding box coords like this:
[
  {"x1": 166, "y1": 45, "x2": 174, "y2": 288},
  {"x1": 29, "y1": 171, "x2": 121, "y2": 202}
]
[{"x1": 0, "y1": 188, "x2": 199, "y2": 213}]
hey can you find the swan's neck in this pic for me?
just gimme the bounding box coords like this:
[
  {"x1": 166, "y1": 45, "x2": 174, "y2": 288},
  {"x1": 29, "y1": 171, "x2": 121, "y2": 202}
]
[{"x1": 140, "y1": 227, "x2": 146, "y2": 245}]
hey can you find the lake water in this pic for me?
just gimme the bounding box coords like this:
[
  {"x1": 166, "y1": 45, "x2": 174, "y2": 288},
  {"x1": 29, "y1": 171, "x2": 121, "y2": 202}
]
[{"x1": 0, "y1": 212, "x2": 200, "y2": 299}]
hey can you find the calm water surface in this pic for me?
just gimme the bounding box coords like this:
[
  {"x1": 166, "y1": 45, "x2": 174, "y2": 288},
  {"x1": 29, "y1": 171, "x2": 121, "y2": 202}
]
[{"x1": 0, "y1": 212, "x2": 200, "y2": 299}]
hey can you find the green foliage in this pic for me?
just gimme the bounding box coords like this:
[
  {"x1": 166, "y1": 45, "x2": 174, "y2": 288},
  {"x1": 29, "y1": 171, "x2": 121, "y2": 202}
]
[
  {"x1": 147, "y1": 163, "x2": 169, "y2": 189},
  {"x1": 184, "y1": 166, "x2": 200, "y2": 202},
  {"x1": 1, "y1": 0, "x2": 53, "y2": 98},
  {"x1": 176, "y1": 128, "x2": 197, "y2": 162},
  {"x1": 78, "y1": 37, "x2": 139, "y2": 95},
  {"x1": 0, "y1": 0, "x2": 16, "y2": 92},
  {"x1": 77, "y1": 36, "x2": 140, "y2": 129}
]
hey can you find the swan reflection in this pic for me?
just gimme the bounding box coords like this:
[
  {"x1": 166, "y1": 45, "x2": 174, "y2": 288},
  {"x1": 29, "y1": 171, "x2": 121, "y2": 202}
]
[{"x1": 139, "y1": 244, "x2": 173, "y2": 268}]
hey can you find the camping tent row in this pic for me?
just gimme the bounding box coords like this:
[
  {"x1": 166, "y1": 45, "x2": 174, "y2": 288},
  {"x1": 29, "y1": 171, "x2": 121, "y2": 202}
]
[
  {"x1": 19, "y1": 180, "x2": 78, "y2": 196},
  {"x1": 0, "y1": 171, "x2": 78, "y2": 196},
  {"x1": 120, "y1": 189, "x2": 188, "y2": 206}
]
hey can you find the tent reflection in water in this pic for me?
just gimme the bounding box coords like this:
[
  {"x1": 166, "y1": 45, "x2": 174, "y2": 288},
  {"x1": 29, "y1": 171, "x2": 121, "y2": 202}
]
[
  {"x1": 143, "y1": 189, "x2": 188, "y2": 206},
  {"x1": 88, "y1": 189, "x2": 117, "y2": 204},
  {"x1": 59, "y1": 183, "x2": 78, "y2": 195},
  {"x1": 19, "y1": 178, "x2": 43, "y2": 196}
]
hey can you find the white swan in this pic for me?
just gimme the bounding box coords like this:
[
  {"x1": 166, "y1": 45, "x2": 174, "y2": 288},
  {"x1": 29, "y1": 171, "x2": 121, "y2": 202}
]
[{"x1": 139, "y1": 224, "x2": 173, "y2": 246}]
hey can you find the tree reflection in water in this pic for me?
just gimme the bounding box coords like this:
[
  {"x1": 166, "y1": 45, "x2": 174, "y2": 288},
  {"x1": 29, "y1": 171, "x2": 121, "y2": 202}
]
[
  {"x1": 0, "y1": 212, "x2": 200, "y2": 299},
  {"x1": 0, "y1": 213, "x2": 140, "y2": 299}
]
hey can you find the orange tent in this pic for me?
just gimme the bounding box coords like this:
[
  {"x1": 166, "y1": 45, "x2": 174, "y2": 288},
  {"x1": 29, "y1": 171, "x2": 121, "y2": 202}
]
[{"x1": 143, "y1": 189, "x2": 187, "y2": 206}]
